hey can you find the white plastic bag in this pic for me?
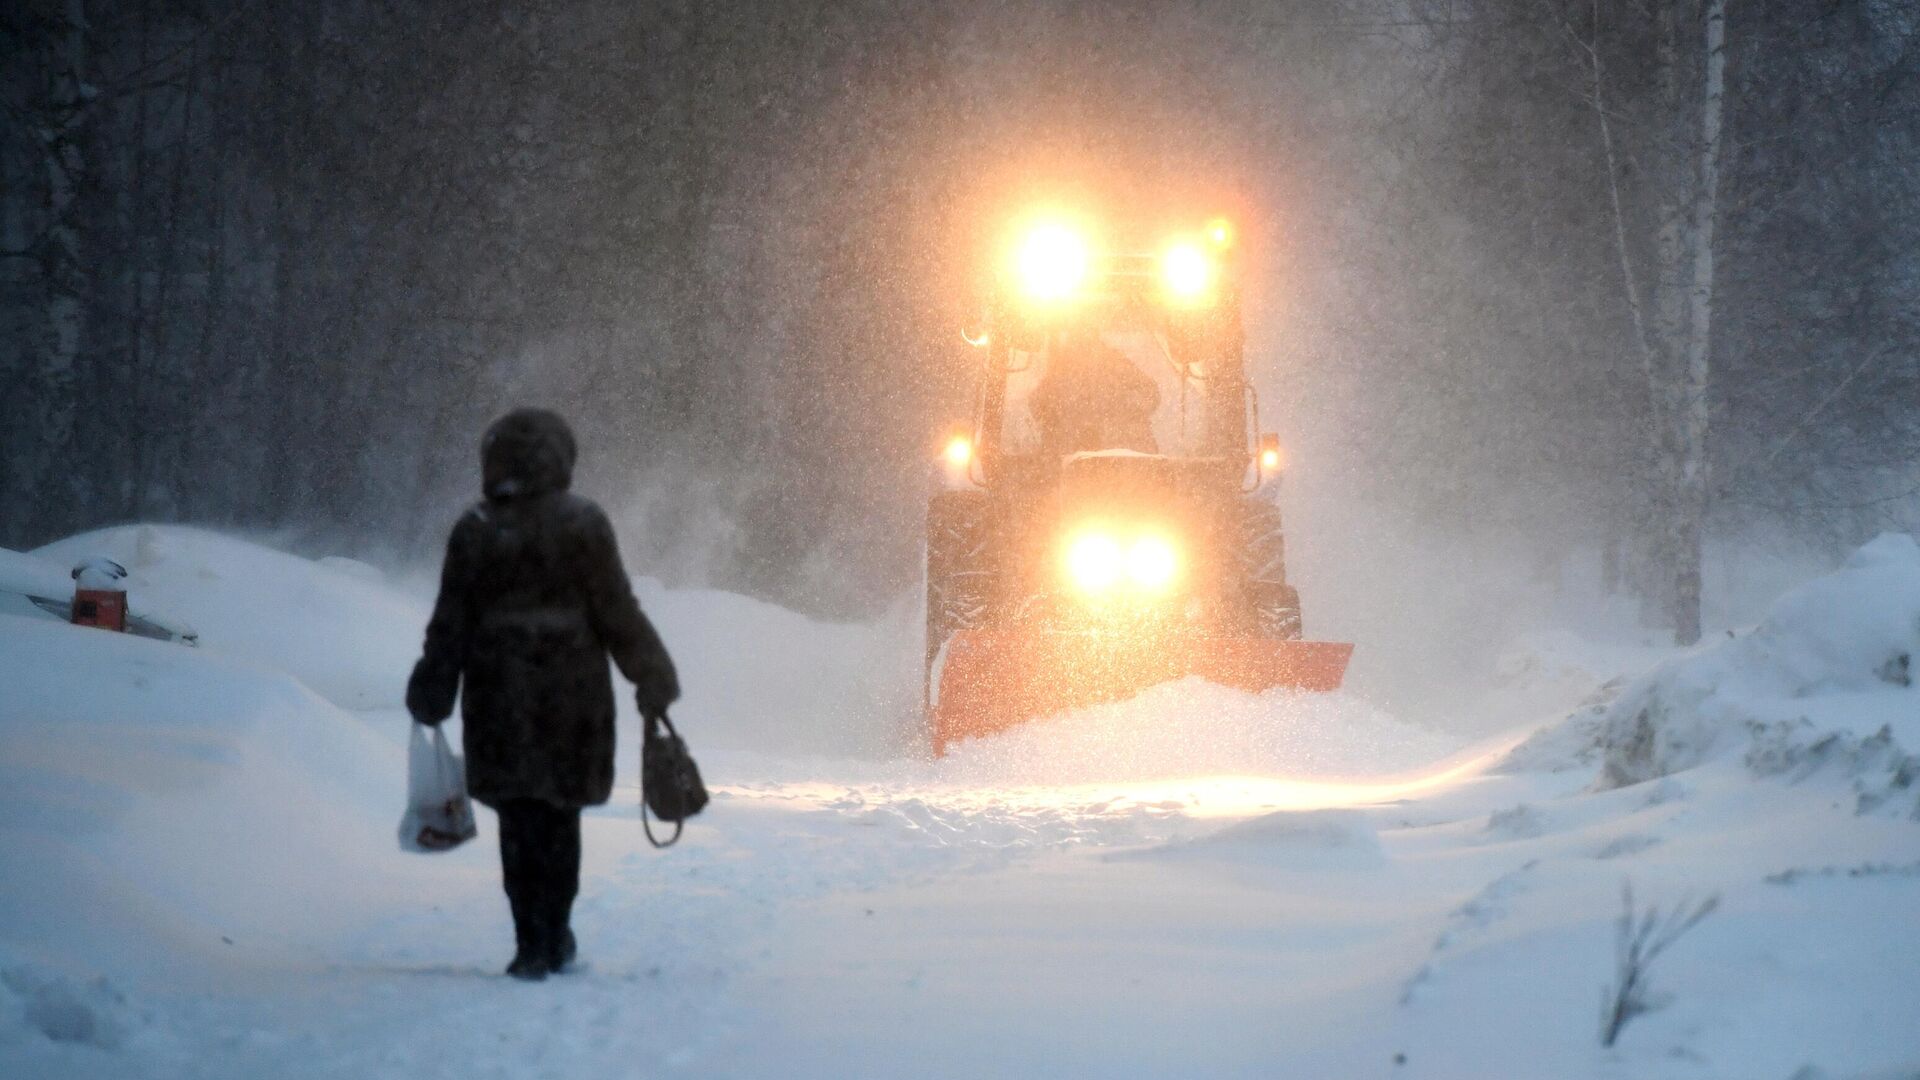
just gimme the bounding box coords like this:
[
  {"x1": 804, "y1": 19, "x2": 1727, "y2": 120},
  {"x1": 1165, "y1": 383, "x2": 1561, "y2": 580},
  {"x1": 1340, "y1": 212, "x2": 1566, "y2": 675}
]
[{"x1": 399, "y1": 723, "x2": 478, "y2": 852}]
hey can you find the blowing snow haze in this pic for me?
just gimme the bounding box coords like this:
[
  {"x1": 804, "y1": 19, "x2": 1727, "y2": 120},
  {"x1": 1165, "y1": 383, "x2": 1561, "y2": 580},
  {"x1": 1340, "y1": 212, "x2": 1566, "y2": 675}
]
[
  {"x1": 5, "y1": 3, "x2": 1920, "y2": 1077},
  {"x1": 4, "y1": 2, "x2": 1914, "y2": 628}
]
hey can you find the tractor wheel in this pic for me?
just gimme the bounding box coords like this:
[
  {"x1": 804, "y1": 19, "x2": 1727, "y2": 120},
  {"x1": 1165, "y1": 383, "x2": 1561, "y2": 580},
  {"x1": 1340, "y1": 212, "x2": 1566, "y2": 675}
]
[
  {"x1": 925, "y1": 491, "x2": 994, "y2": 703},
  {"x1": 1240, "y1": 497, "x2": 1303, "y2": 640}
]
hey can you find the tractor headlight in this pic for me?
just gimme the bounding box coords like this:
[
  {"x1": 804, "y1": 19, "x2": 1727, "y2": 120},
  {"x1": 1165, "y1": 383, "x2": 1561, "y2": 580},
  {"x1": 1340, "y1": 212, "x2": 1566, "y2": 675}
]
[
  {"x1": 1161, "y1": 241, "x2": 1214, "y2": 302},
  {"x1": 1126, "y1": 535, "x2": 1180, "y2": 592},
  {"x1": 1065, "y1": 532, "x2": 1124, "y2": 593},
  {"x1": 1016, "y1": 223, "x2": 1090, "y2": 302},
  {"x1": 1064, "y1": 530, "x2": 1182, "y2": 596}
]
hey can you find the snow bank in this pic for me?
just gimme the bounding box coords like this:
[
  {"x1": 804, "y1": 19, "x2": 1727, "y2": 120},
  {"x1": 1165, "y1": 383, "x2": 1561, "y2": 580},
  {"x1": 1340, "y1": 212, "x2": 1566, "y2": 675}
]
[
  {"x1": 0, "y1": 548, "x2": 75, "y2": 626},
  {"x1": 1510, "y1": 534, "x2": 1920, "y2": 813},
  {"x1": 0, "y1": 547, "x2": 75, "y2": 601},
  {"x1": 0, "y1": 613, "x2": 423, "y2": 976},
  {"x1": 27, "y1": 524, "x2": 915, "y2": 754},
  {"x1": 34, "y1": 526, "x2": 427, "y2": 710},
  {"x1": 0, "y1": 546, "x2": 195, "y2": 644}
]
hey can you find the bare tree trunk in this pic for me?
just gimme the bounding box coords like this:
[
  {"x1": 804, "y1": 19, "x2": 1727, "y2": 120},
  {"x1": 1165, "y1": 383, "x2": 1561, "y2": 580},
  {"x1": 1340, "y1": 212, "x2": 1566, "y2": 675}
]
[
  {"x1": 259, "y1": 3, "x2": 314, "y2": 520},
  {"x1": 123, "y1": 0, "x2": 156, "y2": 517},
  {"x1": 1644, "y1": 1, "x2": 1692, "y2": 635},
  {"x1": 1, "y1": 101, "x2": 36, "y2": 527},
  {"x1": 1589, "y1": 0, "x2": 1727, "y2": 645},
  {"x1": 188, "y1": 64, "x2": 230, "y2": 526},
  {"x1": 1588, "y1": 0, "x2": 1675, "y2": 629},
  {"x1": 144, "y1": 38, "x2": 203, "y2": 522},
  {"x1": 31, "y1": 0, "x2": 92, "y2": 540},
  {"x1": 1671, "y1": 0, "x2": 1726, "y2": 646}
]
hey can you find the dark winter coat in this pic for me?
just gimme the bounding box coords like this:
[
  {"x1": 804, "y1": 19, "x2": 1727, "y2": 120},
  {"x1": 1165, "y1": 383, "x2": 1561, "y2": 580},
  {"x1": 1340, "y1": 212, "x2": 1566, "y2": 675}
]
[{"x1": 406, "y1": 408, "x2": 679, "y2": 809}]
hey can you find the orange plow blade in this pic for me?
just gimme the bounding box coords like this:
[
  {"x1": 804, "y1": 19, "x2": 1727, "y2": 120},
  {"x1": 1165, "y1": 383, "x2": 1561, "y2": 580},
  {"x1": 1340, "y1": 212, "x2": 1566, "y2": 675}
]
[{"x1": 931, "y1": 630, "x2": 1354, "y2": 754}]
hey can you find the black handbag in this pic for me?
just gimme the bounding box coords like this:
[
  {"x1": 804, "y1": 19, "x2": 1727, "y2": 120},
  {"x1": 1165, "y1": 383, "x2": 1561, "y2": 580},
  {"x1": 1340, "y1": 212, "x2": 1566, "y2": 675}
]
[{"x1": 641, "y1": 710, "x2": 708, "y2": 848}]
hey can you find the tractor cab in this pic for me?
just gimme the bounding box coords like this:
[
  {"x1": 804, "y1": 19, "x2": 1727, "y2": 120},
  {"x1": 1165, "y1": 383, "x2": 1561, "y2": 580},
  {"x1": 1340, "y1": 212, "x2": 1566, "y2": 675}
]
[{"x1": 976, "y1": 216, "x2": 1251, "y2": 463}]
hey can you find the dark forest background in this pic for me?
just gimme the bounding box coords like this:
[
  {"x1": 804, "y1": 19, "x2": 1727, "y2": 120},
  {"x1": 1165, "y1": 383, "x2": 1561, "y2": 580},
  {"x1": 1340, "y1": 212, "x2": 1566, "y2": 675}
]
[{"x1": 4, "y1": 0, "x2": 1916, "y2": 629}]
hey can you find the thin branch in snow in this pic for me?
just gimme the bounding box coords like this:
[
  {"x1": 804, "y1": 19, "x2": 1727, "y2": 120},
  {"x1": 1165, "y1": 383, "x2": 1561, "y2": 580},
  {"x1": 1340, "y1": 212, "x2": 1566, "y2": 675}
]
[{"x1": 1599, "y1": 881, "x2": 1720, "y2": 1048}]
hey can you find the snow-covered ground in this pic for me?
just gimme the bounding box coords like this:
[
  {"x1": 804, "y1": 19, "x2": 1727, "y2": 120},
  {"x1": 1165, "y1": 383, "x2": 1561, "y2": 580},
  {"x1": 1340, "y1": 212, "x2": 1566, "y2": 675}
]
[{"x1": 2, "y1": 525, "x2": 1916, "y2": 1079}]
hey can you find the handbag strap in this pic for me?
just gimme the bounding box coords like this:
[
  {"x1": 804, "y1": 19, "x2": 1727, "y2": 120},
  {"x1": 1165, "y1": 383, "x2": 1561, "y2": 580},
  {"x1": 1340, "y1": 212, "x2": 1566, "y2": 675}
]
[
  {"x1": 641, "y1": 797, "x2": 683, "y2": 849},
  {"x1": 642, "y1": 708, "x2": 684, "y2": 849}
]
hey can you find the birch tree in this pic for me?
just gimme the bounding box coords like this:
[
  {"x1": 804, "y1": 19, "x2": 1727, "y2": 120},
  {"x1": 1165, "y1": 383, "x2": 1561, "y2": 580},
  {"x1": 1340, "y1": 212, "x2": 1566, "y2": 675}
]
[{"x1": 1586, "y1": 0, "x2": 1728, "y2": 644}]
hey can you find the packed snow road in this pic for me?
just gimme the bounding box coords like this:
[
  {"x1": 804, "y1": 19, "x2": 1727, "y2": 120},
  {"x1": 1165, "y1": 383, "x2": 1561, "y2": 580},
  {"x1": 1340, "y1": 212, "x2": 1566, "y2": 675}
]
[{"x1": 2, "y1": 527, "x2": 1917, "y2": 1079}]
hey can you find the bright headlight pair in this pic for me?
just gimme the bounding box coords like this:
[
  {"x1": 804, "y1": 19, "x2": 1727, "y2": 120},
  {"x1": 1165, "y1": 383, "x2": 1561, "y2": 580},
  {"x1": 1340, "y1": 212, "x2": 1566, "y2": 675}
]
[
  {"x1": 1011, "y1": 220, "x2": 1227, "y2": 305},
  {"x1": 1064, "y1": 531, "x2": 1181, "y2": 595}
]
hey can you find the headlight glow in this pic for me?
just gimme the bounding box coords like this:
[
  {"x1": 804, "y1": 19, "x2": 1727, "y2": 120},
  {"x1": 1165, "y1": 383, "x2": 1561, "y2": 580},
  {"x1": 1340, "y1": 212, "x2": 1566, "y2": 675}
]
[
  {"x1": 944, "y1": 435, "x2": 973, "y2": 468},
  {"x1": 1126, "y1": 535, "x2": 1180, "y2": 591},
  {"x1": 1161, "y1": 241, "x2": 1213, "y2": 301},
  {"x1": 1016, "y1": 223, "x2": 1091, "y2": 302},
  {"x1": 1065, "y1": 532, "x2": 1124, "y2": 593},
  {"x1": 1064, "y1": 530, "x2": 1182, "y2": 596}
]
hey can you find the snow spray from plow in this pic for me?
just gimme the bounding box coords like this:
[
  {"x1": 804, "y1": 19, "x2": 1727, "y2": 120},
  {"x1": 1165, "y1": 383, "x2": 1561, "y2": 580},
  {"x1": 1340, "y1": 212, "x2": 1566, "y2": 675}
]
[{"x1": 931, "y1": 630, "x2": 1353, "y2": 755}]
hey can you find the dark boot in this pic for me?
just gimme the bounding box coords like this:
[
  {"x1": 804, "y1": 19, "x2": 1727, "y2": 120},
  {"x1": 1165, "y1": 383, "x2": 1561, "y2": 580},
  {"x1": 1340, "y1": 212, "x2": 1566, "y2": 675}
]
[
  {"x1": 506, "y1": 894, "x2": 552, "y2": 981},
  {"x1": 548, "y1": 926, "x2": 577, "y2": 974},
  {"x1": 506, "y1": 948, "x2": 549, "y2": 981},
  {"x1": 502, "y1": 890, "x2": 545, "y2": 979},
  {"x1": 541, "y1": 883, "x2": 577, "y2": 973}
]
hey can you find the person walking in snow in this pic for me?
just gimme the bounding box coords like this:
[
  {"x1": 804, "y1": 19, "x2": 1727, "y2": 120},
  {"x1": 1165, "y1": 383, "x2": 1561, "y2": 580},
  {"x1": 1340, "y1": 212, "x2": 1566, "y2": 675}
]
[{"x1": 407, "y1": 407, "x2": 680, "y2": 981}]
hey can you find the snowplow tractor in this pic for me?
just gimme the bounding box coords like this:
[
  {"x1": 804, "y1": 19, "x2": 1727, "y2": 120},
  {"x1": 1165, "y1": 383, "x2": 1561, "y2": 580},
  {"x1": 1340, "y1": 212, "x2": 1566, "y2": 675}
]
[{"x1": 923, "y1": 214, "x2": 1353, "y2": 755}]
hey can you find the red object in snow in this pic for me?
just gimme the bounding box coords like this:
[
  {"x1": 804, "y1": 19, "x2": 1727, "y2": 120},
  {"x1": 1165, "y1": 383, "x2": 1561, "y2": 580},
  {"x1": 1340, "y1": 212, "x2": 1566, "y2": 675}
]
[{"x1": 72, "y1": 587, "x2": 128, "y2": 632}]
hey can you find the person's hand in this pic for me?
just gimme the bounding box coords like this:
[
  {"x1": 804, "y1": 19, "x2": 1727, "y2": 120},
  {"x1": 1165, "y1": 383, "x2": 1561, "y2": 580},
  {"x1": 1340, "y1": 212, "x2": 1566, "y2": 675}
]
[
  {"x1": 636, "y1": 693, "x2": 667, "y2": 728},
  {"x1": 411, "y1": 709, "x2": 446, "y2": 728}
]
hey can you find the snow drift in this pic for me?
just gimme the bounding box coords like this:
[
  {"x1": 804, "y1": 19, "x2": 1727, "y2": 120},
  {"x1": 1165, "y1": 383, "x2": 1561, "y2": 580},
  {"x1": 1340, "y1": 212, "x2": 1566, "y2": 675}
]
[
  {"x1": 0, "y1": 547, "x2": 78, "y2": 605},
  {"x1": 26, "y1": 524, "x2": 922, "y2": 758},
  {"x1": 1507, "y1": 534, "x2": 1920, "y2": 815},
  {"x1": 0, "y1": 613, "x2": 420, "y2": 974},
  {"x1": 33, "y1": 526, "x2": 427, "y2": 711}
]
